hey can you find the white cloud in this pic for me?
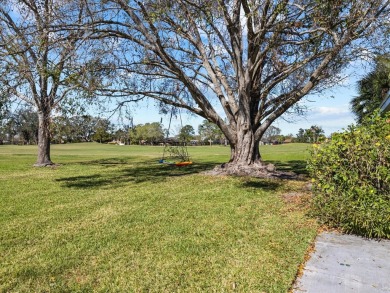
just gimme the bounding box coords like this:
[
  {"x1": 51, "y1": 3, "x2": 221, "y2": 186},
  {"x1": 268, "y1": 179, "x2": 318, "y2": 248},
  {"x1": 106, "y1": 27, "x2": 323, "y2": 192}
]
[
  {"x1": 276, "y1": 103, "x2": 356, "y2": 136},
  {"x1": 314, "y1": 106, "x2": 350, "y2": 115}
]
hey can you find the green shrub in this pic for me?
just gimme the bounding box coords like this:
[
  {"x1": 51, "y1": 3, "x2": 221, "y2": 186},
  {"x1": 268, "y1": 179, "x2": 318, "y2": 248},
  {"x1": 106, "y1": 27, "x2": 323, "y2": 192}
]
[{"x1": 307, "y1": 112, "x2": 390, "y2": 239}]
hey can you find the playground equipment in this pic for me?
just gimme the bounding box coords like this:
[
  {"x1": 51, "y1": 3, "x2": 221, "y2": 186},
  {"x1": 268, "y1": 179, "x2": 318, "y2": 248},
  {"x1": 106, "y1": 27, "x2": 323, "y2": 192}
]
[{"x1": 159, "y1": 108, "x2": 192, "y2": 167}]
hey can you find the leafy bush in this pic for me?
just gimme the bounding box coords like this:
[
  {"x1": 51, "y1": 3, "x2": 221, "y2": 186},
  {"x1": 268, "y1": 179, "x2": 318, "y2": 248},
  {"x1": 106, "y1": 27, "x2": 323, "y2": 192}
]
[{"x1": 307, "y1": 112, "x2": 390, "y2": 238}]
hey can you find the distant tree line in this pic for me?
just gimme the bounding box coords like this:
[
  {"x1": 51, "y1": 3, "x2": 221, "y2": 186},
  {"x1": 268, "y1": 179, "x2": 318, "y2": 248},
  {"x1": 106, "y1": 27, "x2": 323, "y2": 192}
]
[
  {"x1": 129, "y1": 122, "x2": 164, "y2": 145},
  {"x1": 259, "y1": 125, "x2": 325, "y2": 144},
  {"x1": 1, "y1": 106, "x2": 326, "y2": 146},
  {"x1": 295, "y1": 126, "x2": 325, "y2": 143},
  {"x1": 0, "y1": 107, "x2": 39, "y2": 145},
  {"x1": 0, "y1": 107, "x2": 120, "y2": 145}
]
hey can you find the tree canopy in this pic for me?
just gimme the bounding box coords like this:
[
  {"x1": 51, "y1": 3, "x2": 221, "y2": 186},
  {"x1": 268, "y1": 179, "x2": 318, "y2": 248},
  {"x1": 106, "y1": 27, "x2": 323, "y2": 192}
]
[
  {"x1": 94, "y1": 0, "x2": 390, "y2": 174},
  {"x1": 262, "y1": 126, "x2": 281, "y2": 143},
  {"x1": 0, "y1": 0, "x2": 107, "y2": 165},
  {"x1": 295, "y1": 125, "x2": 325, "y2": 143},
  {"x1": 1, "y1": 0, "x2": 390, "y2": 173},
  {"x1": 198, "y1": 120, "x2": 224, "y2": 144},
  {"x1": 50, "y1": 115, "x2": 111, "y2": 144},
  {"x1": 179, "y1": 125, "x2": 195, "y2": 143},
  {"x1": 129, "y1": 122, "x2": 164, "y2": 144},
  {"x1": 351, "y1": 56, "x2": 390, "y2": 123}
]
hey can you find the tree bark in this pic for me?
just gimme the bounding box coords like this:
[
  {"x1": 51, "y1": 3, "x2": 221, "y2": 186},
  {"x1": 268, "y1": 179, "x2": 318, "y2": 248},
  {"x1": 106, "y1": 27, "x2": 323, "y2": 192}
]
[
  {"x1": 204, "y1": 119, "x2": 282, "y2": 177},
  {"x1": 229, "y1": 129, "x2": 262, "y2": 166},
  {"x1": 34, "y1": 110, "x2": 53, "y2": 166},
  {"x1": 206, "y1": 120, "x2": 273, "y2": 177}
]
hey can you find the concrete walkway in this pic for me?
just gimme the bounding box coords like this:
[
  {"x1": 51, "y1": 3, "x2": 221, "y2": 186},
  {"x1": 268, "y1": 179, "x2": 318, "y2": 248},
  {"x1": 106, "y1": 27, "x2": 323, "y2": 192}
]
[{"x1": 293, "y1": 232, "x2": 390, "y2": 293}]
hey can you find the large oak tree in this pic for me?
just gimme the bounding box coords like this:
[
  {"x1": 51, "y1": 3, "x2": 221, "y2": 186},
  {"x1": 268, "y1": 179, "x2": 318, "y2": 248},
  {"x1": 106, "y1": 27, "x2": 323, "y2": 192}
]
[{"x1": 96, "y1": 0, "x2": 389, "y2": 174}]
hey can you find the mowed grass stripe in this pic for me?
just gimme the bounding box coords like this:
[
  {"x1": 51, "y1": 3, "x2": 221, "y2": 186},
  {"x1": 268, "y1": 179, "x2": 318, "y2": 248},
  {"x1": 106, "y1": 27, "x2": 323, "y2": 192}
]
[{"x1": 0, "y1": 143, "x2": 316, "y2": 292}]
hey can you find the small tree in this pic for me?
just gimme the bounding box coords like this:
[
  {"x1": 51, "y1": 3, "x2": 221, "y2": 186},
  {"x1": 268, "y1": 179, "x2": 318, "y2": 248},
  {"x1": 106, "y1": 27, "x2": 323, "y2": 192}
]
[
  {"x1": 51, "y1": 115, "x2": 98, "y2": 143},
  {"x1": 179, "y1": 125, "x2": 195, "y2": 143},
  {"x1": 351, "y1": 56, "x2": 390, "y2": 123},
  {"x1": 198, "y1": 120, "x2": 223, "y2": 144},
  {"x1": 0, "y1": 111, "x2": 17, "y2": 144},
  {"x1": 262, "y1": 126, "x2": 281, "y2": 143},
  {"x1": 295, "y1": 125, "x2": 324, "y2": 143},
  {"x1": 144, "y1": 122, "x2": 164, "y2": 144},
  {"x1": 0, "y1": 0, "x2": 105, "y2": 165},
  {"x1": 128, "y1": 127, "x2": 138, "y2": 145},
  {"x1": 14, "y1": 107, "x2": 39, "y2": 145},
  {"x1": 114, "y1": 127, "x2": 130, "y2": 144},
  {"x1": 129, "y1": 122, "x2": 164, "y2": 145},
  {"x1": 51, "y1": 116, "x2": 72, "y2": 144},
  {"x1": 69, "y1": 115, "x2": 98, "y2": 143},
  {"x1": 295, "y1": 128, "x2": 306, "y2": 143},
  {"x1": 92, "y1": 119, "x2": 114, "y2": 143},
  {"x1": 309, "y1": 125, "x2": 325, "y2": 143}
]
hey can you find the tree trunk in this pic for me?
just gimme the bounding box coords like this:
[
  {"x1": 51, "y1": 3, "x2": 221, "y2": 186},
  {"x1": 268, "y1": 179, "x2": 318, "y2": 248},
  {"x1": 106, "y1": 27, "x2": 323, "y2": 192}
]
[
  {"x1": 34, "y1": 110, "x2": 53, "y2": 166},
  {"x1": 206, "y1": 123, "x2": 280, "y2": 177},
  {"x1": 229, "y1": 127, "x2": 262, "y2": 166}
]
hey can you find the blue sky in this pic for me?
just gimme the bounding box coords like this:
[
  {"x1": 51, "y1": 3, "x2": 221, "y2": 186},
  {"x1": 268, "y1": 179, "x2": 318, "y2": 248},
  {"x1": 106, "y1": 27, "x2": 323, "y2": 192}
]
[
  {"x1": 128, "y1": 64, "x2": 369, "y2": 137},
  {"x1": 130, "y1": 86, "x2": 359, "y2": 137},
  {"x1": 274, "y1": 84, "x2": 357, "y2": 136}
]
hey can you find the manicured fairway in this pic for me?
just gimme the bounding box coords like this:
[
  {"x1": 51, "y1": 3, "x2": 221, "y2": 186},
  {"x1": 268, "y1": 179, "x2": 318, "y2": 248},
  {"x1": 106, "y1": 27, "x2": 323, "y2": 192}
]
[{"x1": 0, "y1": 143, "x2": 316, "y2": 292}]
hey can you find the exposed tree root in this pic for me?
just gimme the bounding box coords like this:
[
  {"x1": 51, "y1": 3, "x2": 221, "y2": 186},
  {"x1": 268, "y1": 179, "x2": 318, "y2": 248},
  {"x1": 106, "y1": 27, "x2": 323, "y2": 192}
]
[
  {"x1": 33, "y1": 162, "x2": 59, "y2": 168},
  {"x1": 204, "y1": 162, "x2": 306, "y2": 180}
]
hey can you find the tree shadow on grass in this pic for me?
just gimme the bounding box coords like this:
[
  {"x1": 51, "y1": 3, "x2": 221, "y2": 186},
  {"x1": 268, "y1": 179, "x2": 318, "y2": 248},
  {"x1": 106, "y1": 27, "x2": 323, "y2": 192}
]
[
  {"x1": 241, "y1": 179, "x2": 282, "y2": 191},
  {"x1": 77, "y1": 157, "x2": 134, "y2": 166},
  {"x1": 56, "y1": 159, "x2": 308, "y2": 190},
  {"x1": 238, "y1": 160, "x2": 308, "y2": 192},
  {"x1": 55, "y1": 174, "x2": 114, "y2": 188},
  {"x1": 120, "y1": 160, "x2": 217, "y2": 183},
  {"x1": 266, "y1": 160, "x2": 308, "y2": 175},
  {"x1": 56, "y1": 158, "x2": 218, "y2": 189}
]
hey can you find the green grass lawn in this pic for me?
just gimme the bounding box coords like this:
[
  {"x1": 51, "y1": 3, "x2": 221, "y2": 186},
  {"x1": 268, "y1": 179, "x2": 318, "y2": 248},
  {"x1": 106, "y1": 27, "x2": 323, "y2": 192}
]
[{"x1": 0, "y1": 143, "x2": 316, "y2": 292}]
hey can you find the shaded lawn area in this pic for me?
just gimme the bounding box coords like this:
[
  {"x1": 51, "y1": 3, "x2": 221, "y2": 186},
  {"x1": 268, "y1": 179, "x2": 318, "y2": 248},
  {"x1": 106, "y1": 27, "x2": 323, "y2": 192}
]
[{"x1": 0, "y1": 143, "x2": 316, "y2": 292}]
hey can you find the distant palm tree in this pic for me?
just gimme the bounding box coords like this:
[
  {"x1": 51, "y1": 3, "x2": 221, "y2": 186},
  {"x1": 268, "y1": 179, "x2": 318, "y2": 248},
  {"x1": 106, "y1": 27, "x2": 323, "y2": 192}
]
[{"x1": 351, "y1": 57, "x2": 390, "y2": 123}]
